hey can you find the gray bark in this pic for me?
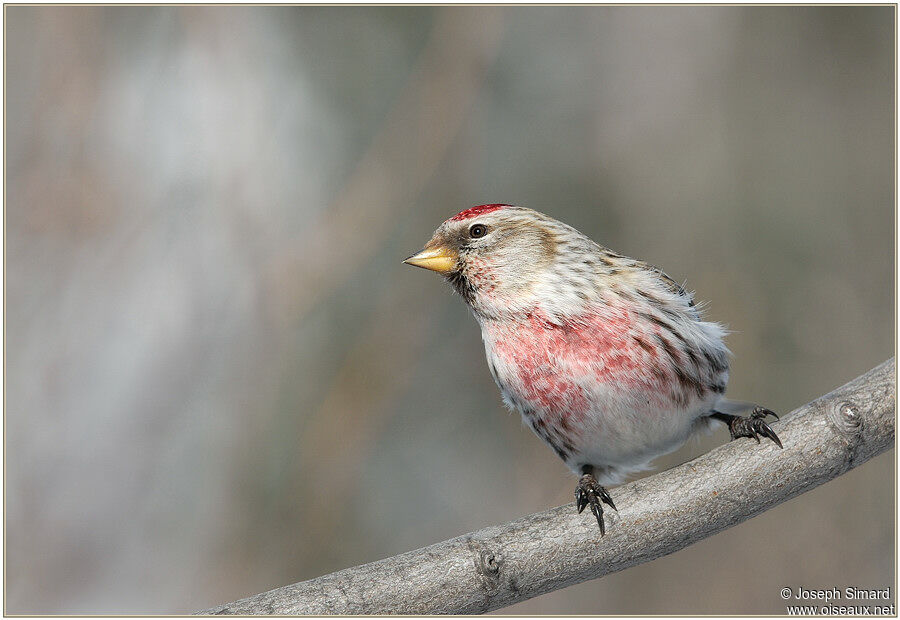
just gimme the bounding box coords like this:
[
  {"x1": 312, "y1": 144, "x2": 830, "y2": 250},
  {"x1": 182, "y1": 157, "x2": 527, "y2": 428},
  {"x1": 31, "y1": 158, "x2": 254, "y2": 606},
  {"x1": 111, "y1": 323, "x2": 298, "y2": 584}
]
[{"x1": 201, "y1": 359, "x2": 895, "y2": 615}]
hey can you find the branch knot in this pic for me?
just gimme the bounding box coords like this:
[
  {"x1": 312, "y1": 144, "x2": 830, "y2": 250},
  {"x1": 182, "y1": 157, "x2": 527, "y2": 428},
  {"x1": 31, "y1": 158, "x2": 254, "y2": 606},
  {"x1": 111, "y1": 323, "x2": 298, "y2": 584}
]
[
  {"x1": 476, "y1": 549, "x2": 503, "y2": 589},
  {"x1": 829, "y1": 400, "x2": 863, "y2": 437}
]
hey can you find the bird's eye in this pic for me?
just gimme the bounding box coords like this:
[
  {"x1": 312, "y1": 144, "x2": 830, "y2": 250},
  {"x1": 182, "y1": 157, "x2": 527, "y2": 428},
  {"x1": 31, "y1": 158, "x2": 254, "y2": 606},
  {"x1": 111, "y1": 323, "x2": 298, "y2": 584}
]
[{"x1": 469, "y1": 224, "x2": 487, "y2": 238}]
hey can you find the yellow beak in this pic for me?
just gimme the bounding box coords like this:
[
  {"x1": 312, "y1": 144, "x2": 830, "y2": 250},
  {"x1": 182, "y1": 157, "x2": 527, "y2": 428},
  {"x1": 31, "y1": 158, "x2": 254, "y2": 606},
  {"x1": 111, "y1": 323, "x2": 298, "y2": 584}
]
[{"x1": 403, "y1": 246, "x2": 458, "y2": 274}]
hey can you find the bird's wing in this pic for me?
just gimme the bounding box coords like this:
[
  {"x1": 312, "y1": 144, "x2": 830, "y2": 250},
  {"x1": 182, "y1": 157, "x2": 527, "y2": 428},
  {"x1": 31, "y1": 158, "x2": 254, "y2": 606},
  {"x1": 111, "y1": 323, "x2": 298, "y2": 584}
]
[{"x1": 651, "y1": 266, "x2": 695, "y2": 307}]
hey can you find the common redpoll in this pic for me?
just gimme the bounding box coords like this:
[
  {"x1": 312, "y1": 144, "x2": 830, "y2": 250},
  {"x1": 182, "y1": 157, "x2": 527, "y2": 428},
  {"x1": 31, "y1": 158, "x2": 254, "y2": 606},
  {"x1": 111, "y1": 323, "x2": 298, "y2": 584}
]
[{"x1": 405, "y1": 204, "x2": 781, "y2": 534}]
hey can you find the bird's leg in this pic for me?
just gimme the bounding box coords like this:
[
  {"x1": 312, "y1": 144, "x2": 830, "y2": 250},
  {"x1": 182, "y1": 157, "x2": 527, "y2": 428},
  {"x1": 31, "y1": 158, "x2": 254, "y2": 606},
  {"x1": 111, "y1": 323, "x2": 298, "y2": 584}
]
[
  {"x1": 574, "y1": 465, "x2": 617, "y2": 535},
  {"x1": 711, "y1": 407, "x2": 782, "y2": 448}
]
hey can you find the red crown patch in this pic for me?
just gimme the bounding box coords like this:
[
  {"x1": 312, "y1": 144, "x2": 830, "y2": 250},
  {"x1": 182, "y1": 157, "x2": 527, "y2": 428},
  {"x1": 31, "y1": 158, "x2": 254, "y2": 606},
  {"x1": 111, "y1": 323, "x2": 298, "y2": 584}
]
[{"x1": 450, "y1": 204, "x2": 509, "y2": 221}]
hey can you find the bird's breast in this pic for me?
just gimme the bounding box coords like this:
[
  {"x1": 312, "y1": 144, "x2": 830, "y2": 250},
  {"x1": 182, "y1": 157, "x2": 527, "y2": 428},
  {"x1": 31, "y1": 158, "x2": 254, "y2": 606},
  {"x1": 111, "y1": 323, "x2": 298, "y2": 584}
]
[{"x1": 484, "y1": 309, "x2": 655, "y2": 409}]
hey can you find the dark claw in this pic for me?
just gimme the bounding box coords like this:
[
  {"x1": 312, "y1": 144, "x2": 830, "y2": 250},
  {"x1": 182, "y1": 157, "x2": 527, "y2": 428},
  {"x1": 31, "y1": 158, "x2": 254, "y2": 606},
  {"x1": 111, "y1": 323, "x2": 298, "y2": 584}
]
[
  {"x1": 741, "y1": 422, "x2": 760, "y2": 443},
  {"x1": 722, "y1": 410, "x2": 783, "y2": 449},
  {"x1": 756, "y1": 420, "x2": 783, "y2": 448},
  {"x1": 753, "y1": 406, "x2": 779, "y2": 421},
  {"x1": 575, "y1": 487, "x2": 588, "y2": 513},
  {"x1": 574, "y1": 473, "x2": 616, "y2": 535},
  {"x1": 597, "y1": 486, "x2": 617, "y2": 511},
  {"x1": 590, "y1": 502, "x2": 605, "y2": 535}
]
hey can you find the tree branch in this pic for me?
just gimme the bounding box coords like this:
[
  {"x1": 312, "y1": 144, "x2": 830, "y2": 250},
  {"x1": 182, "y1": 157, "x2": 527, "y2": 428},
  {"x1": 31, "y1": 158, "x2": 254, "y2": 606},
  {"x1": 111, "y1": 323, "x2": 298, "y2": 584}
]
[{"x1": 201, "y1": 359, "x2": 895, "y2": 615}]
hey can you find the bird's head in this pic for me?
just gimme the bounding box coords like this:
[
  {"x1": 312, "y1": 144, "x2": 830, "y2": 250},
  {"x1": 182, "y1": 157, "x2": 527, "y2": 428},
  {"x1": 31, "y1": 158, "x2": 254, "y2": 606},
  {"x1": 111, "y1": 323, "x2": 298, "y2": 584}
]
[{"x1": 405, "y1": 204, "x2": 598, "y2": 321}]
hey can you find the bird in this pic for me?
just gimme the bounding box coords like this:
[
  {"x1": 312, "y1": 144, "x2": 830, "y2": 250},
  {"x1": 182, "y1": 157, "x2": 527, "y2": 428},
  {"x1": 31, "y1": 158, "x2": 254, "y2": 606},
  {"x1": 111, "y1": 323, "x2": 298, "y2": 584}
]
[{"x1": 404, "y1": 204, "x2": 782, "y2": 534}]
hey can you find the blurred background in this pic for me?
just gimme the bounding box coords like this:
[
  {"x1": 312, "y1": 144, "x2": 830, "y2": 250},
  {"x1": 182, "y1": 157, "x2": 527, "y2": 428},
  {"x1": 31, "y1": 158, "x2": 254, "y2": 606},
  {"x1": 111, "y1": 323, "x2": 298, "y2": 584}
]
[{"x1": 5, "y1": 5, "x2": 894, "y2": 614}]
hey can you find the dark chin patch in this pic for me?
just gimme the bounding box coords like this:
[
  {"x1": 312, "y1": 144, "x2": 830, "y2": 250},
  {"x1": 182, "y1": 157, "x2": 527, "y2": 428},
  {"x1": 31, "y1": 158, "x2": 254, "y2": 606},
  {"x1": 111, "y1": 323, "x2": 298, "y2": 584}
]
[{"x1": 446, "y1": 270, "x2": 476, "y2": 304}]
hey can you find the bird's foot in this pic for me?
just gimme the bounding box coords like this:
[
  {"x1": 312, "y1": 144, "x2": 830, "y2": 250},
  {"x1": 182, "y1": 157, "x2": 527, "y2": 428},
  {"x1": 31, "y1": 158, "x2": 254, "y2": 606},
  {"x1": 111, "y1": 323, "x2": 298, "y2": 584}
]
[
  {"x1": 714, "y1": 407, "x2": 782, "y2": 448},
  {"x1": 574, "y1": 473, "x2": 617, "y2": 535}
]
